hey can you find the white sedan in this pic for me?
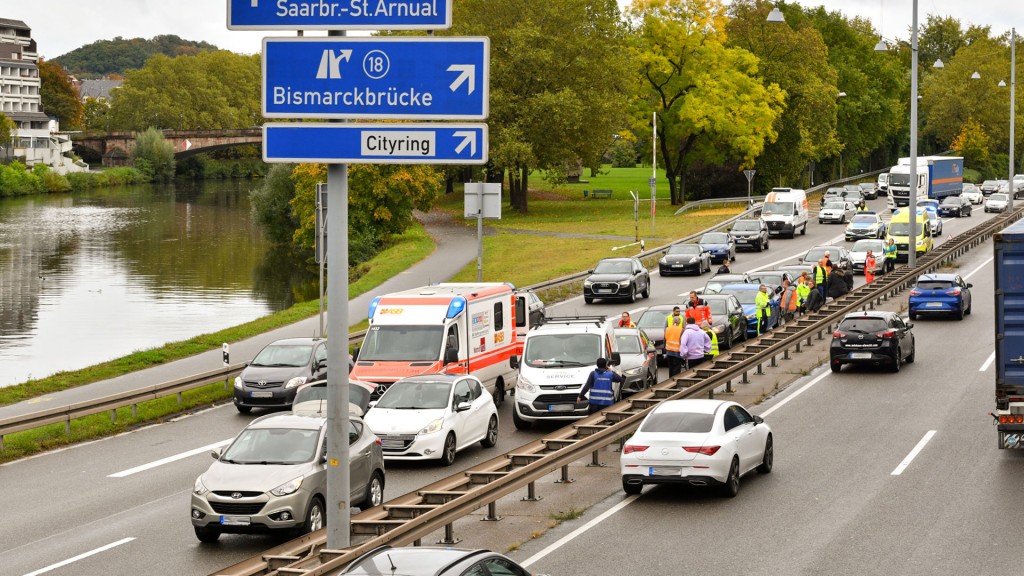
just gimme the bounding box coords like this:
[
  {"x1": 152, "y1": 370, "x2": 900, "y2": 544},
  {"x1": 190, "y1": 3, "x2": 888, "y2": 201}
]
[
  {"x1": 364, "y1": 374, "x2": 498, "y2": 466},
  {"x1": 620, "y1": 399, "x2": 772, "y2": 497},
  {"x1": 961, "y1": 184, "x2": 983, "y2": 205}
]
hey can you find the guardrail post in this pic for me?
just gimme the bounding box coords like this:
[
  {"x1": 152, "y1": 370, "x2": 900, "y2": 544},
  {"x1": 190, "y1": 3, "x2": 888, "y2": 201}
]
[
  {"x1": 224, "y1": 377, "x2": 229, "y2": 391},
  {"x1": 795, "y1": 341, "x2": 801, "y2": 352},
  {"x1": 756, "y1": 363, "x2": 764, "y2": 375},
  {"x1": 555, "y1": 465, "x2": 575, "y2": 484},
  {"x1": 65, "y1": 419, "x2": 70, "y2": 434},
  {"x1": 0, "y1": 435, "x2": 4, "y2": 451},
  {"x1": 783, "y1": 349, "x2": 790, "y2": 360},
  {"x1": 437, "y1": 523, "x2": 461, "y2": 545},
  {"x1": 177, "y1": 392, "x2": 183, "y2": 405},
  {"x1": 522, "y1": 481, "x2": 542, "y2": 502},
  {"x1": 110, "y1": 409, "x2": 116, "y2": 423},
  {"x1": 742, "y1": 371, "x2": 749, "y2": 384},
  {"x1": 132, "y1": 404, "x2": 137, "y2": 418},
  {"x1": 587, "y1": 450, "x2": 605, "y2": 467},
  {"x1": 482, "y1": 502, "x2": 502, "y2": 522},
  {"x1": 770, "y1": 355, "x2": 778, "y2": 367},
  {"x1": 725, "y1": 379, "x2": 733, "y2": 393}
]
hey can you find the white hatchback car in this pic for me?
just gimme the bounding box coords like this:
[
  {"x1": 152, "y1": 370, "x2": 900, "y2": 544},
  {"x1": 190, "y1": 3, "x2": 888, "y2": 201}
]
[
  {"x1": 620, "y1": 399, "x2": 772, "y2": 497},
  {"x1": 961, "y1": 184, "x2": 983, "y2": 205},
  {"x1": 364, "y1": 374, "x2": 498, "y2": 466}
]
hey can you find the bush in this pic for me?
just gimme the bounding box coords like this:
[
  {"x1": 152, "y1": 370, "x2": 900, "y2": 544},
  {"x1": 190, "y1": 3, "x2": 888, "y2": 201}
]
[
  {"x1": 0, "y1": 161, "x2": 43, "y2": 197},
  {"x1": 41, "y1": 170, "x2": 71, "y2": 193},
  {"x1": 132, "y1": 127, "x2": 175, "y2": 182},
  {"x1": 66, "y1": 167, "x2": 145, "y2": 192},
  {"x1": 250, "y1": 164, "x2": 299, "y2": 245},
  {"x1": 609, "y1": 138, "x2": 638, "y2": 168}
]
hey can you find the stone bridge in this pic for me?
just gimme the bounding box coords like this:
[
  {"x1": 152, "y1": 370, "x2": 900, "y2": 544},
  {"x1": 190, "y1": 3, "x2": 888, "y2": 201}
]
[{"x1": 70, "y1": 129, "x2": 263, "y2": 167}]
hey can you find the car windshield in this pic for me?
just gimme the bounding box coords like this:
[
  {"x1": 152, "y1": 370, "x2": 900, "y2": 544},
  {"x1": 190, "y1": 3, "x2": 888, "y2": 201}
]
[
  {"x1": 359, "y1": 325, "x2": 444, "y2": 362},
  {"x1": 640, "y1": 411, "x2": 714, "y2": 433},
  {"x1": 615, "y1": 334, "x2": 643, "y2": 354},
  {"x1": 594, "y1": 260, "x2": 632, "y2": 274},
  {"x1": 992, "y1": 194, "x2": 1009, "y2": 201},
  {"x1": 251, "y1": 344, "x2": 313, "y2": 368},
  {"x1": 667, "y1": 244, "x2": 700, "y2": 255},
  {"x1": 889, "y1": 222, "x2": 924, "y2": 236},
  {"x1": 845, "y1": 192, "x2": 862, "y2": 200},
  {"x1": 719, "y1": 288, "x2": 758, "y2": 305},
  {"x1": 637, "y1": 310, "x2": 669, "y2": 329},
  {"x1": 838, "y1": 317, "x2": 889, "y2": 334},
  {"x1": 761, "y1": 201, "x2": 794, "y2": 215},
  {"x1": 889, "y1": 173, "x2": 910, "y2": 186},
  {"x1": 917, "y1": 280, "x2": 954, "y2": 290},
  {"x1": 700, "y1": 233, "x2": 729, "y2": 244},
  {"x1": 983, "y1": 181, "x2": 997, "y2": 187},
  {"x1": 824, "y1": 202, "x2": 847, "y2": 210},
  {"x1": 941, "y1": 197, "x2": 960, "y2": 205},
  {"x1": 294, "y1": 383, "x2": 371, "y2": 410},
  {"x1": 750, "y1": 273, "x2": 781, "y2": 286},
  {"x1": 803, "y1": 247, "x2": 833, "y2": 262},
  {"x1": 524, "y1": 334, "x2": 601, "y2": 368},
  {"x1": 919, "y1": 201, "x2": 938, "y2": 209},
  {"x1": 731, "y1": 221, "x2": 760, "y2": 231},
  {"x1": 964, "y1": 184, "x2": 978, "y2": 192},
  {"x1": 375, "y1": 380, "x2": 452, "y2": 409},
  {"x1": 222, "y1": 427, "x2": 320, "y2": 465},
  {"x1": 852, "y1": 240, "x2": 885, "y2": 253},
  {"x1": 706, "y1": 299, "x2": 728, "y2": 316},
  {"x1": 851, "y1": 215, "x2": 877, "y2": 224}
]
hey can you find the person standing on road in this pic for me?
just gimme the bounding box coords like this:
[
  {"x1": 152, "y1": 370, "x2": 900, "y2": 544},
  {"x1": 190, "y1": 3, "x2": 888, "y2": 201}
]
[
  {"x1": 664, "y1": 317, "x2": 684, "y2": 377},
  {"x1": 680, "y1": 316, "x2": 711, "y2": 369},
  {"x1": 666, "y1": 306, "x2": 683, "y2": 328},
  {"x1": 617, "y1": 312, "x2": 636, "y2": 328},
  {"x1": 755, "y1": 284, "x2": 772, "y2": 333},
  {"x1": 578, "y1": 357, "x2": 623, "y2": 414},
  {"x1": 796, "y1": 277, "x2": 812, "y2": 313},
  {"x1": 717, "y1": 259, "x2": 732, "y2": 274},
  {"x1": 779, "y1": 279, "x2": 799, "y2": 323},
  {"x1": 804, "y1": 280, "x2": 824, "y2": 312},
  {"x1": 687, "y1": 291, "x2": 706, "y2": 309},
  {"x1": 814, "y1": 257, "x2": 830, "y2": 302},
  {"x1": 883, "y1": 238, "x2": 897, "y2": 273},
  {"x1": 864, "y1": 250, "x2": 877, "y2": 284},
  {"x1": 701, "y1": 321, "x2": 719, "y2": 363}
]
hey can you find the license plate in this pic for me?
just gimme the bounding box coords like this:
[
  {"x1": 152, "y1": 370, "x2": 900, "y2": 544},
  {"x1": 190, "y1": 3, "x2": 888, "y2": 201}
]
[
  {"x1": 250, "y1": 390, "x2": 273, "y2": 398},
  {"x1": 673, "y1": 264, "x2": 685, "y2": 268},
  {"x1": 548, "y1": 404, "x2": 574, "y2": 412},
  {"x1": 850, "y1": 352, "x2": 872, "y2": 359},
  {"x1": 649, "y1": 466, "x2": 681, "y2": 476},
  {"x1": 597, "y1": 289, "x2": 611, "y2": 294},
  {"x1": 926, "y1": 302, "x2": 943, "y2": 307},
  {"x1": 220, "y1": 516, "x2": 250, "y2": 526}
]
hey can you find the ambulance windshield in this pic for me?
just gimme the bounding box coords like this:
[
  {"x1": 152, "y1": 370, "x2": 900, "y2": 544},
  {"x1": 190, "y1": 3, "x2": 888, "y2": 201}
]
[{"x1": 360, "y1": 325, "x2": 444, "y2": 362}]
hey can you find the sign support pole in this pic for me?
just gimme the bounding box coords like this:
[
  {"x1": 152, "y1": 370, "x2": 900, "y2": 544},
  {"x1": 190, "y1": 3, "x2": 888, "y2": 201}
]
[
  {"x1": 651, "y1": 112, "x2": 657, "y2": 238},
  {"x1": 477, "y1": 183, "x2": 483, "y2": 282}
]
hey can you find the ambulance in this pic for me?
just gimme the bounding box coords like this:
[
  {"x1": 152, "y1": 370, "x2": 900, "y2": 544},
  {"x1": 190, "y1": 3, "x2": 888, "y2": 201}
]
[
  {"x1": 353, "y1": 283, "x2": 536, "y2": 406},
  {"x1": 886, "y1": 208, "x2": 933, "y2": 261}
]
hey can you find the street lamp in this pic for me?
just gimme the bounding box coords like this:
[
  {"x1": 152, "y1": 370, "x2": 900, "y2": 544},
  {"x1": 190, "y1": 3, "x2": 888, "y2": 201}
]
[
  {"x1": 767, "y1": 6, "x2": 785, "y2": 23},
  {"x1": 969, "y1": 29, "x2": 1016, "y2": 210},
  {"x1": 837, "y1": 92, "x2": 847, "y2": 178}
]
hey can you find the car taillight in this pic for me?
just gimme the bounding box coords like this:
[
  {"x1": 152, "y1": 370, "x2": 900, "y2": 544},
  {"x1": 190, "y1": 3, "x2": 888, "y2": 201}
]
[
  {"x1": 683, "y1": 446, "x2": 721, "y2": 456},
  {"x1": 876, "y1": 330, "x2": 896, "y2": 338},
  {"x1": 623, "y1": 444, "x2": 648, "y2": 454},
  {"x1": 833, "y1": 331, "x2": 846, "y2": 339},
  {"x1": 999, "y1": 415, "x2": 1024, "y2": 424},
  {"x1": 946, "y1": 288, "x2": 961, "y2": 296},
  {"x1": 909, "y1": 289, "x2": 922, "y2": 296}
]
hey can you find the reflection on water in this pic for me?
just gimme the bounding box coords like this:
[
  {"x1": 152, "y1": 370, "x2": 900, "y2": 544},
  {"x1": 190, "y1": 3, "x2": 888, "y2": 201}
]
[{"x1": 0, "y1": 180, "x2": 317, "y2": 387}]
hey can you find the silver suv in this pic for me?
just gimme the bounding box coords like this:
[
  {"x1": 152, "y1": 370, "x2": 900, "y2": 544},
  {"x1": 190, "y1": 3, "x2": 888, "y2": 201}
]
[{"x1": 190, "y1": 412, "x2": 385, "y2": 542}]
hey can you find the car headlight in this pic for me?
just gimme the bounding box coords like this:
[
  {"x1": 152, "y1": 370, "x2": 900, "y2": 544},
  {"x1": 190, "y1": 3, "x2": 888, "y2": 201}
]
[
  {"x1": 285, "y1": 376, "x2": 307, "y2": 389},
  {"x1": 419, "y1": 418, "x2": 444, "y2": 435},
  {"x1": 234, "y1": 377, "x2": 243, "y2": 390},
  {"x1": 712, "y1": 325, "x2": 724, "y2": 334},
  {"x1": 584, "y1": 280, "x2": 593, "y2": 287},
  {"x1": 659, "y1": 258, "x2": 667, "y2": 264},
  {"x1": 193, "y1": 475, "x2": 209, "y2": 496},
  {"x1": 269, "y1": 476, "x2": 303, "y2": 497},
  {"x1": 916, "y1": 239, "x2": 924, "y2": 246},
  {"x1": 618, "y1": 280, "x2": 631, "y2": 287},
  {"x1": 517, "y1": 376, "x2": 537, "y2": 394},
  {"x1": 689, "y1": 257, "x2": 699, "y2": 264},
  {"x1": 623, "y1": 367, "x2": 643, "y2": 376}
]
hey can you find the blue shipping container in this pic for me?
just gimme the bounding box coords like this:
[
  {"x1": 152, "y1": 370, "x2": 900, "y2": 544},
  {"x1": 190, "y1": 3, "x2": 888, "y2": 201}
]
[{"x1": 994, "y1": 218, "x2": 1024, "y2": 404}]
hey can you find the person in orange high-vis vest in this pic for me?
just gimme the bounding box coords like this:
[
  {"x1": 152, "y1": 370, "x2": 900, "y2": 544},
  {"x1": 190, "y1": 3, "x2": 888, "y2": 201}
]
[
  {"x1": 864, "y1": 250, "x2": 877, "y2": 284},
  {"x1": 664, "y1": 320, "x2": 684, "y2": 377},
  {"x1": 779, "y1": 279, "x2": 799, "y2": 323}
]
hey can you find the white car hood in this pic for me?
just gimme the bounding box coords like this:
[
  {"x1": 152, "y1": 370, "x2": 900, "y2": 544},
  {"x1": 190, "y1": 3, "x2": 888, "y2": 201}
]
[
  {"x1": 364, "y1": 407, "x2": 446, "y2": 435},
  {"x1": 820, "y1": 208, "x2": 843, "y2": 217}
]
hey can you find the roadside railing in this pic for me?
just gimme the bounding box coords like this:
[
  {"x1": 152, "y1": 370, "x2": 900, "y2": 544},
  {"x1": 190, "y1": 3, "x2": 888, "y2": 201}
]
[
  {"x1": 210, "y1": 203, "x2": 1022, "y2": 576},
  {"x1": 672, "y1": 195, "x2": 766, "y2": 216}
]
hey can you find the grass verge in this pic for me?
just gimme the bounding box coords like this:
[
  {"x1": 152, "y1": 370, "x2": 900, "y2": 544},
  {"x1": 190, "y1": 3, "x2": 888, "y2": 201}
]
[{"x1": 0, "y1": 223, "x2": 435, "y2": 408}]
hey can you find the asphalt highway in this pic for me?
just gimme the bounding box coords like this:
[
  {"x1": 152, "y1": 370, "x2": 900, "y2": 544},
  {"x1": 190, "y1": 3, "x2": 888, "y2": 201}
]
[{"x1": 0, "y1": 195, "x2": 1004, "y2": 576}]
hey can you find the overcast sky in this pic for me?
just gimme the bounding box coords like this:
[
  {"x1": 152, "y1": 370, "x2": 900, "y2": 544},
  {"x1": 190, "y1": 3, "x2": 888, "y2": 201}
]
[{"x1": 6, "y1": 1, "x2": 1022, "y2": 61}]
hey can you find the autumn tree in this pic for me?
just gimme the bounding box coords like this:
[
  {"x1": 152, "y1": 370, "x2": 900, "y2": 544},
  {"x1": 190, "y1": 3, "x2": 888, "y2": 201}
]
[
  {"x1": 0, "y1": 112, "x2": 13, "y2": 161},
  {"x1": 447, "y1": 0, "x2": 633, "y2": 213},
  {"x1": 629, "y1": 0, "x2": 784, "y2": 204},
  {"x1": 951, "y1": 117, "x2": 992, "y2": 176},
  {"x1": 38, "y1": 58, "x2": 84, "y2": 130}
]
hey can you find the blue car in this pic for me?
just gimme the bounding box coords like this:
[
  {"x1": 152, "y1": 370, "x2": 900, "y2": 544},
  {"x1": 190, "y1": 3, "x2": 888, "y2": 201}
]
[
  {"x1": 698, "y1": 232, "x2": 736, "y2": 264},
  {"x1": 908, "y1": 273, "x2": 973, "y2": 320},
  {"x1": 717, "y1": 284, "x2": 781, "y2": 336}
]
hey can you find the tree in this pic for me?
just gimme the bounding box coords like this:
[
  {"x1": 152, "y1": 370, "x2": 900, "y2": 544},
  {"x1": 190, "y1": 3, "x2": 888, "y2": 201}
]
[
  {"x1": 249, "y1": 164, "x2": 299, "y2": 245},
  {"x1": 83, "y1": 97, "x2": 110, "y2": 131},
  {"x1": 727, "y1": 0, "x2": 841, "y2": 188},
  {"x1": 38, "y1": 59, "x2": 84, "y2": 130},
  {"x1": 951, "y1": 117, "x2": 992, "y2": 176},
  {"x1": 629, "y1": 0, "x2": 784, "y2": 204},
  {"x1": 447, "y1": 0, "x2": 633, "y2": 213},
  {"x1": 0, "y1": 112, "x2": 14, "y2": 161},
  {"x1": 54, "y1": 34, "x2": 219, "y2": 77},
  {"x1": 132, "y1": 127, "x2": 176, "y2": 182},
  {"x1": 107, "y1": 51, "x2": 260, "y2": 131}
]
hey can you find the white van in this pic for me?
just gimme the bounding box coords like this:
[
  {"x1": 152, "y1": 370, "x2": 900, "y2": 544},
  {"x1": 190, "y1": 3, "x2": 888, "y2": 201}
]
[
  {"x1": 761, "y1": 187, "x2": 809, "y2": 238},
  {"x1": 877, "y1": 172, "x2": 889, "y2": 196},
  {"x1": 512, "y1": 316, "x2": 621, "y2": 429}
]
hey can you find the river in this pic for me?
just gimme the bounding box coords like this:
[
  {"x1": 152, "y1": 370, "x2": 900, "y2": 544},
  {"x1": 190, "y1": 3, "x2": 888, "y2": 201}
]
[{"x1": 0, "y1": 179, "x2": 317, "y2": 388}]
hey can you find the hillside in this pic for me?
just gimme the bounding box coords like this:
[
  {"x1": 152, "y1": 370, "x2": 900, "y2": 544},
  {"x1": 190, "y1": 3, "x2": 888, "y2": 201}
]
[{"x1": 53, "y1": 34, "x2": 220, "y2": 77}]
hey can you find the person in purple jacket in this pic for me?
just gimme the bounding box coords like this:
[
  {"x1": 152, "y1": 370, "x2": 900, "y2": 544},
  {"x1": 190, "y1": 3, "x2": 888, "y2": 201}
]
[{"x1": 679, "y1": 316, "x2": 711, "y2": 369}]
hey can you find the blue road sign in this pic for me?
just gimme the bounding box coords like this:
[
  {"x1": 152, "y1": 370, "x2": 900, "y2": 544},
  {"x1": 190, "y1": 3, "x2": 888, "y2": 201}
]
[
  {"x1": 263, "y1": 123, "x2": 488, "y2": 164},
  {"x1": 227, "y1": 0, "x2": 451, "y2": 30},
  {"x1": 263, "y1": 37, "x2": 489, "y2": 120}
]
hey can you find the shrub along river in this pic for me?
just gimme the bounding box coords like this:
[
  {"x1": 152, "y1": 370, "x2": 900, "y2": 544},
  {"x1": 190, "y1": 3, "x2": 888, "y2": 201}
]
[{"x1": 0, "y1": 179, "x2": 317, "y2": 387}]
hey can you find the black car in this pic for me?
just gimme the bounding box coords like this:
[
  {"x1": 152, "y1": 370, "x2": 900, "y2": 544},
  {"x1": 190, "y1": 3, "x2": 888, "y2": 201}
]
[
  {"x1": 829, "y1": 311, "x2": 916, "y2": 373},
  {"x1": 233, "y1": 337, "x2": 328, "y2": 413},
  {"x1": 339, "y1": 546, "x2": 544, "y2": 576},
  {"x1": 584, "y1": 257, "x2": 651, "y2": 304},
  {"x1": 701, "y1": 294, "x2": 747, "y2": 350},
  {"x1": 859, "y1": 182, "x2": 878, "y2": 200},
  {"x1": 938, "y1": 195, "x2": 972, "y2": 218},
  {"x1": 658, "y1": 243, "x2": 712, "y2": 276},
  {"x1": 729, "y1": 219, "x2": 770, "y2": 252},
  {"x1": 980, "y1": 180, "x2": 1001, "y2": 196},
  {"x1": 800, "y1": 245, "x2": 852, "y2": 270}
]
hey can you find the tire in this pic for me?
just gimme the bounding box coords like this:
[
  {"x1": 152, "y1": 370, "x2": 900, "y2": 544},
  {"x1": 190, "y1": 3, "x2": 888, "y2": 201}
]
[
  {"x1": 906, "y1": 343, "x2": 916, "y2": 364},
  {"x1": 302, "y1": 496, "x2": 325, "y2": 535},
  {"x1": 641, "y1": 282, "x2": 650, "y2": 299},
  {"x1": 235, "y1": 404, "x2": 252, "y2": 414},
  {"x1": 360, "y1": 471, "x2": 385, "y2": 510},
  {"x1": 764, "y1": 240, "x2": 769, "y2": 250},
  {"x1": 194, "y1": 526, "x2": 221, "y2": 543},
  {"x1": 756, "y1": 435, "x2": 773, "y2": 474},
  {"x1": 841, "y1": 215, "x2": 846, "y2": 224},
  {"x1": 480, "y1": 415, "x2": 498, "y2": 448},
  {"x1": 801, "y1": 224, "x2": 807, "y2": 236},
  {"x1": 623, "y1": 477, "x2": 643, "y2": 495},
  {"x1": 830, "y1": 361, "x2": 842, "y2": 373},
  {"x1": 909, "y1": 312, "x2": 917, "y2": 321},
  {"x1": 722, "y1": 327, "x2": 733, "y2": 350},
  {"x1": 956, "y1": 306, "x2": 965, "y2": 321},
  {"x1": 440, "y1": 433, "x2": 457, "y2": 466},
  {"x1": 721, "y1": 457, "x2": 740, "y2": 498},
  {"x1": 966, "y1": 301, "x2": 972, "y2": 315},
  {"x1": 512, "y1": 409, "x2": 533, "y2": 430},
  {"x1": 492, "y1": 379, "x2": 505, "y2": 407},
  {"x1": 890, "y1": 350, "x2": 902, "y2": 373},
  {"x1": 628, "y1": 284, "x2": 636, "y2": 304},
  {"x1": 584, "y1": 296, "x2": 593, "y2": 304}
]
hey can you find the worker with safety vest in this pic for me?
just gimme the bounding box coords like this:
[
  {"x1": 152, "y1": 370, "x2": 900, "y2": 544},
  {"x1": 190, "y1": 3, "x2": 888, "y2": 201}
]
[
  {"x1": 779, "y1": 279, "x2": 799, "y2": 323},
  {"x1": 578, "y1": 357, "x2": 623, "y2": 414},
  {"x1": 755, "y1": 284, "x2": 773, "y2": 334},
  {"x1": 796, "y1": 276, "x2": 812, "y2": 313},
  {"x1": 664, "y1": 316, "x2": 685, "y2": 377},
  {"x1": 864, "y1": 250, "x2": 877, "y2": 284},
  {"x1": 617, "y1": 311, "x2": 636, "y2": 328},
  {"x1": 666, "y1": 306, "x2": 684, "y2": 328},
  {"x1": 702, "y1": 321, "x2": 719, "y2": 361},
  {"x1": 815, "y1": 254, "x2": 832, "y2": 302},
  {"x1": 883, "y1": 238, "x2": 898, "y2": 273}
]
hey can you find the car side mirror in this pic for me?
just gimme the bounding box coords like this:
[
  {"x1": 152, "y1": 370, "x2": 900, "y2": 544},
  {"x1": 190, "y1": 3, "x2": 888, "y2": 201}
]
[
  {"x1": 444, "y1": 347, "x2": 459, "y2": 365},
  {"x1": 352, "y1": 345, "x2": 360, "y2": 361},
  {"x1": 966, "y1": 283, "x2": 973, "y2": 288},
  {"x1": 588, "y1": 269, "x2": 594, "y2": 274},
  {"x1": 610, "y1": 352, "x2": 622, "y2": 366},
  {"x1": 510, "y1": 355, "x2": 520, "y2": 370},
  {"x1": 456, "y1": 401, "x2": 472, "y2": 412},
  {"x1": 368, "y1": 400, "x2": 378, "y2": 408},
  {"x1": 753, "y1": 415, "x2": 764, "y2": 425},
  {"x1": 314, "y1": 359, "x2": 326, "y2": 372},
  {"x1": 211, "y1": 449, "x2": 221, "y2": 460}
]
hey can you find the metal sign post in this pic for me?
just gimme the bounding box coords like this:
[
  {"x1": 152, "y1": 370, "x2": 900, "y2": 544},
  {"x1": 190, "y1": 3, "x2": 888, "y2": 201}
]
[
  {"x1": 651, "y1": 112, "x2": 657, "y2": 238},
  {"x1": 315, "y1": 183, "x2": 328, "y2": 338},
  {"x1": 464, "y1": 183, "x2": 501, "y2": 281},
  {"x1": 630, "y1": 190, "x2": 639, "y2": 242},
  {"x1": 743, "y1": 169, "x2": 756, "y2": 208}
]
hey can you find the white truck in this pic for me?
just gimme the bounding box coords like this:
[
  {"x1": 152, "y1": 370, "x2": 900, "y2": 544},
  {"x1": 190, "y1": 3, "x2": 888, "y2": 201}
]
[
  {"x1": 760, "y1": 188, "x2": 808, "y2": 238},
  {"x1": 887, "y1": 156, "x2": 964, "y2": 209}
]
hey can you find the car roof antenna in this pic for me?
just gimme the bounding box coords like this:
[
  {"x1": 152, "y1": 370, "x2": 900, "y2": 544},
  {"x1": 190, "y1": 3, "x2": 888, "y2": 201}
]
[{"x1": 387, "y1": 553, "x2": 397, "y2": 572}]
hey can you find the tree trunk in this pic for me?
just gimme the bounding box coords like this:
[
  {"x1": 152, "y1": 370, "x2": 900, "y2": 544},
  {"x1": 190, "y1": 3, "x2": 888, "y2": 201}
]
[
  {"x1": 445, "y1": 173, "x2": 455, "y2": 194},
  {"x1": 509, "y1": 165, "x2": 529, "y2": 214}
]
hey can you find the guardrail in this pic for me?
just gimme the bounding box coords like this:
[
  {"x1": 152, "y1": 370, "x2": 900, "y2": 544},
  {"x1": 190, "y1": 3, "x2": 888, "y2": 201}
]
[
  {"x1": 672, "y1": 195, "x2": 767, "y2": 216},
  {"x1": 0, "y1": 364, "x2": 245, "y2": 450},
  {"x1": 212, "y1": 202, "x2": 1022, "y2": 576}
]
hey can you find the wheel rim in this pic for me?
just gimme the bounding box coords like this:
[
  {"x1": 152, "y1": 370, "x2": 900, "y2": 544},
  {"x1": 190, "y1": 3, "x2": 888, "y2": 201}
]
[
  {"x1": 729, "y1": 461, "x2": 739, "y2": 491},
  {"x1": 309, "y1": 502, "x2": 324, "y2": 531},
  {"x1": 370, "y1": 477, "x2": 383, "y2": 506},
  {"x1": 765, "y1": 440, "x2": 773, "y2": 468},
  {"x1": 487, "y1": 417, "x2": 498, "y2": 444},
  {"x1": 445, "y1": 435, "x2": 456, "y2": 462}
]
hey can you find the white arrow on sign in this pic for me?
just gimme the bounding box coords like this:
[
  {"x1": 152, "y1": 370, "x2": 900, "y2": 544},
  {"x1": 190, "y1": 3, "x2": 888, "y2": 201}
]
[
  {"x1": 184, "y1": 139, "x2": 192, "y2": 151},
  {"x1": 453, "y1": 131, "x2": 476, "y2": 156},
  {"x1": 447, "y1": 65, "x2": 476, "y2": 95}
]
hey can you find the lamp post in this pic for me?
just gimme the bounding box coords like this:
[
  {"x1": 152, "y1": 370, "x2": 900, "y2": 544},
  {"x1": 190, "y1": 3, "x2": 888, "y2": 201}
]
[
  {"x1": 837, "y1": 92, "x2": 847, "y2": 179},
  {"x1": 969, "y1": 28, "x2": 1016, "y2": 211}
]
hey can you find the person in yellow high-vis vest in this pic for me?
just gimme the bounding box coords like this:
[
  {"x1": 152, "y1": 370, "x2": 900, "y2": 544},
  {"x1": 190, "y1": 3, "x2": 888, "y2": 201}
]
[
  {"x1": 755, "y1": 284, "x2": 772, "y2": 334},
  {"x1": 702, "y1": 321, "x2": 719, "y2": 362}
]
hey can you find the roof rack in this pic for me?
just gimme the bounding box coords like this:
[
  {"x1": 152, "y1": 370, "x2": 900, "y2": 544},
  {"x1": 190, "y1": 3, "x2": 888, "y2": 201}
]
[{"x1": 535, "y1": 315, "x2": 607, "y2": 328}]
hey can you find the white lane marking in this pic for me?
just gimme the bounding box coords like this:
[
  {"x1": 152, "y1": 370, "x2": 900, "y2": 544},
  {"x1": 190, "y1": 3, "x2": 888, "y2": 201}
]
[
  {"x1": 21, "y1": 537, "x2": 135, "y2": 576},
  {"x1": 521, "y1": 495, "x2": 639, "y2": 568},
  {"x1": 760, "y1": 369, "x2": 831, "y2": 418},
  {"x1": 891, "y1": 430, "x2": 937, "y2": 476},
  {"x1": 963, "y1": 256, "x2": 994, "y2": 280},
  {"x1": 980, "y1": 352, "x2": 996, "y2": 372},
  {"x1": 107, "y1": 439, "x2": 231, "y2": 478}
]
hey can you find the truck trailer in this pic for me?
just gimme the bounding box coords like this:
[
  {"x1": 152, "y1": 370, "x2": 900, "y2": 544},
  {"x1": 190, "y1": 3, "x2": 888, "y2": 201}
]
[
  {"x1": 888, "y1": 156, "x2": 964, "y2": 208},
  {"x1": 993, "y1": 219, "x2": 1024, "y2": 448}
]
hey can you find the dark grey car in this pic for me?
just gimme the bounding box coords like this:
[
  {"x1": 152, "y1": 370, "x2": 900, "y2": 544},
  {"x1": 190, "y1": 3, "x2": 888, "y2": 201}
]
[
  {"x1": 584, "y1": 257, "x2": 651, "y2": 304},
  {"x1": 339, "y1": 546, "x2": 545, "y2": 576},
  {"x1": 729, "y1": 219, "x2": 770, "y2": 252},
  {"x1": 233, "y1": 337, "x2": 328, "y2": 413}
]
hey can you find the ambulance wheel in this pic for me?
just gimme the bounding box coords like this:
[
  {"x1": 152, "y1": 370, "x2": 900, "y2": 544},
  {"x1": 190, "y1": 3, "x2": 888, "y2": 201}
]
[{"x1": 492, "y1": 378, "x2": 505, "y2": 407}]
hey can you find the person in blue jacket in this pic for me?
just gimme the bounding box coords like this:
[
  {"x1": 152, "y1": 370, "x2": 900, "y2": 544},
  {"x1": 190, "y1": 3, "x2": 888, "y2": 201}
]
[{"x1": 578, "y1": 357, "x2": 623, "y2": 414}]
